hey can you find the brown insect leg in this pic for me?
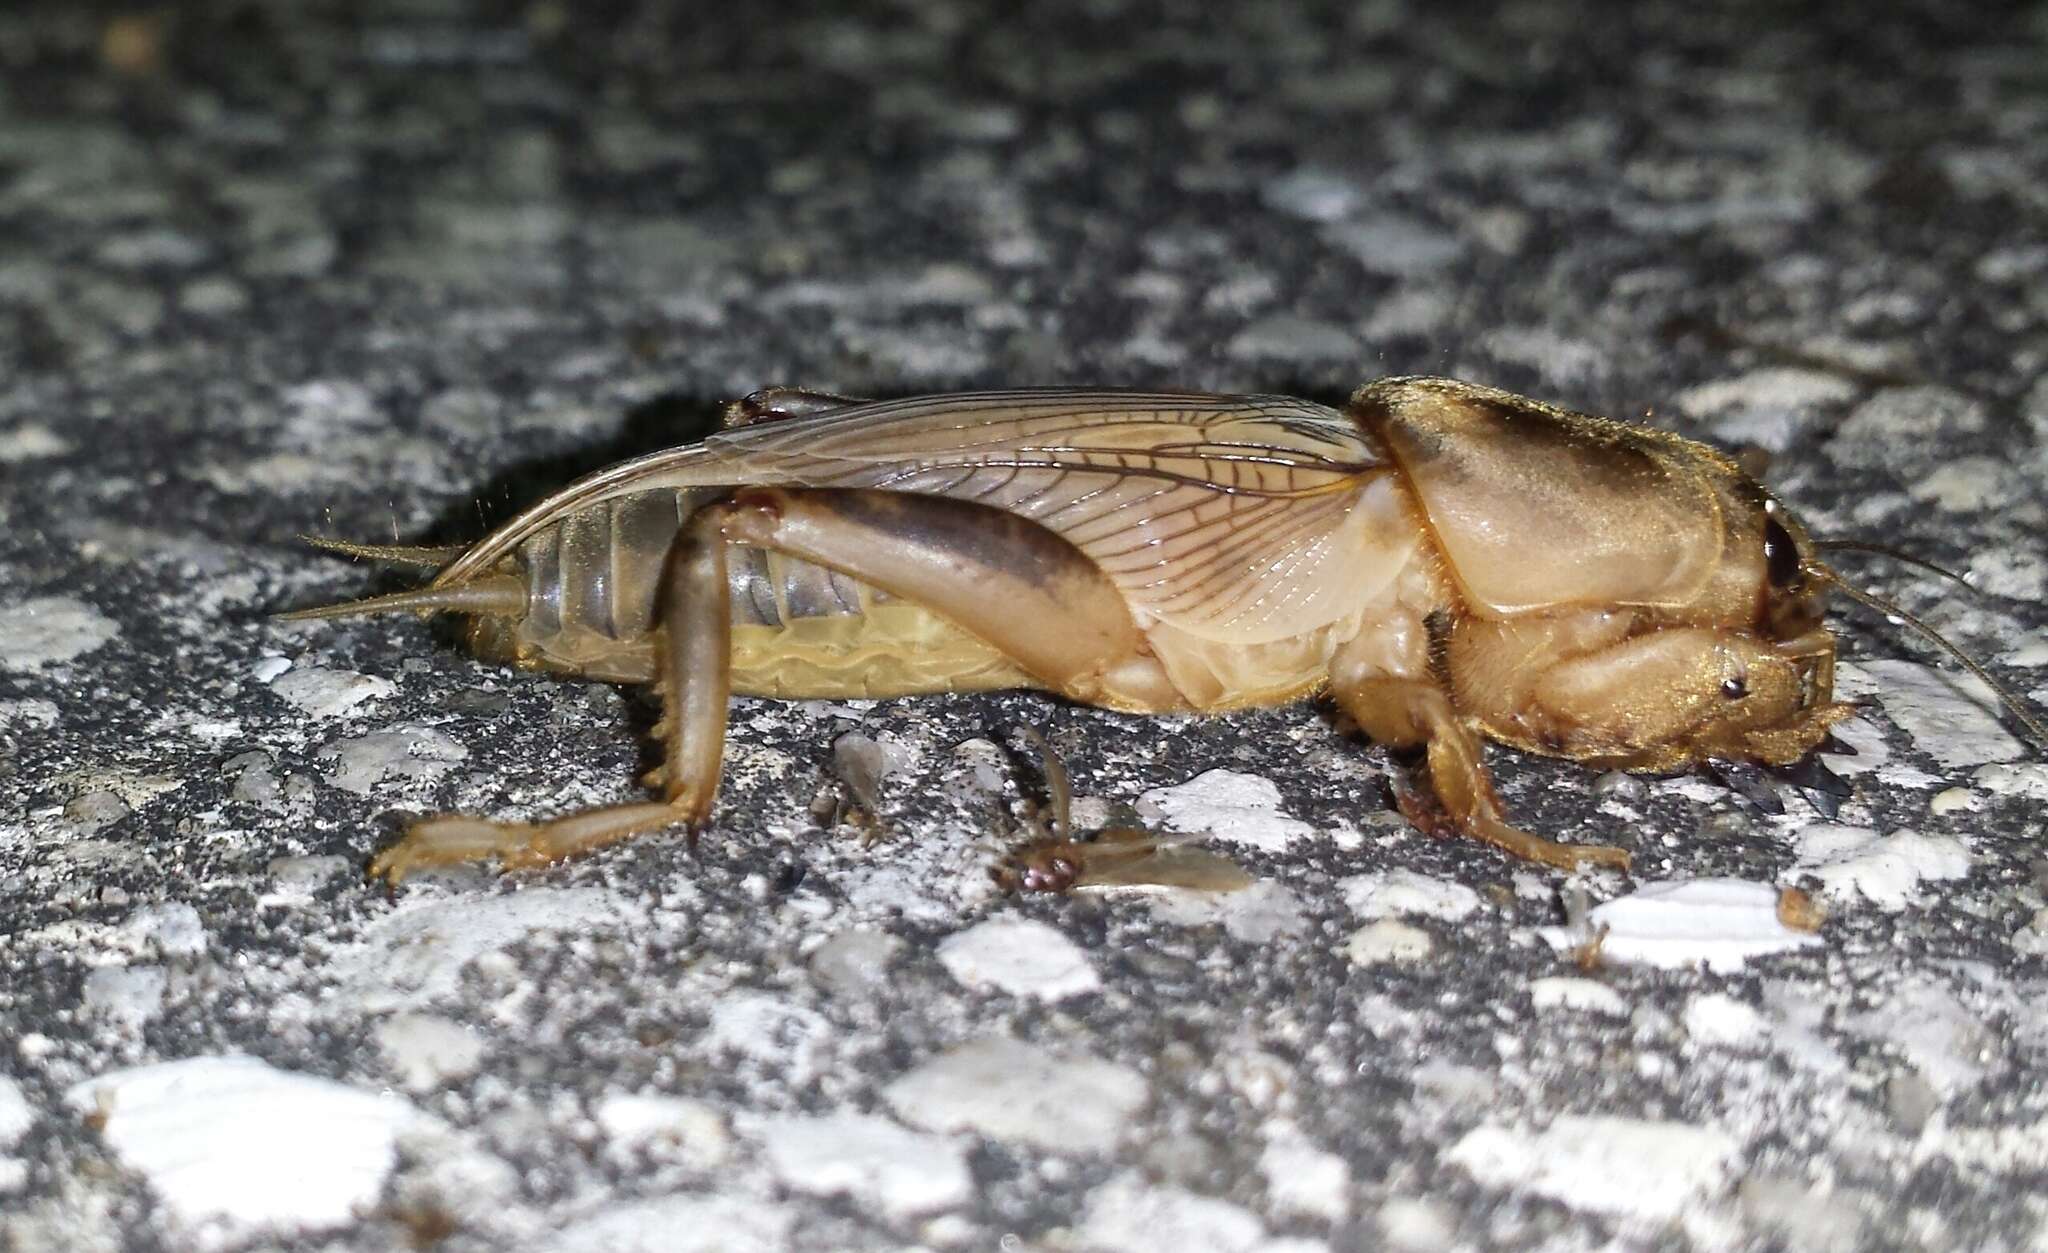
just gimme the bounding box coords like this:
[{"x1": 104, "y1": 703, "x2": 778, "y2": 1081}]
[
  {"x1": 369, "y1": 505, "x2": 742, "y2": 883},
  {"x1": 1330, "y1": 635, "x2": 1630, "y2": 873},
  {"x1": 658, "y1": 505, "x2": 735, "y2": 826},
  {"x1": 371, "y1": 488, "x2": 1177, "y2": 883},
  {"x1": 375, "y1": 804, "x2": 689, "y2": 883}
]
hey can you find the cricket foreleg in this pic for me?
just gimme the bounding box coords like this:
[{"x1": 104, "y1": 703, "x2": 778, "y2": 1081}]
[{"x1": 1330, "y1": 626, "x2": 1630, "y2": 873}]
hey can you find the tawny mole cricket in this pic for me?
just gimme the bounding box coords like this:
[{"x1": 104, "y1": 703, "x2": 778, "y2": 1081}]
[{"x1": 286, "y1": 376, "x2": 2045, "y2": 883}]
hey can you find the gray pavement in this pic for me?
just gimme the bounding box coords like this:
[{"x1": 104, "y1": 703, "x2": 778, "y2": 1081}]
[{"x1": 2, "y1": 2, "x2": 2046, "y2": 1249}]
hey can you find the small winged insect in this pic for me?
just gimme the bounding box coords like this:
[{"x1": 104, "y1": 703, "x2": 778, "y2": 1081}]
[
  {"x1": 286, "y1": 377, "x2": 2047, "y2": 883},
  {"x1": 991, "y1": 728, "x2": 1252, "y2": 894}
]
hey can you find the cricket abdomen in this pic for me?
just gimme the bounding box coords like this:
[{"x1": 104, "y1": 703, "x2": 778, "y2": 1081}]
[
  {"x1": 728, "y1": 600, "x2": 1034, "y2": 698},
  {"x1": 464, "y1": 488, "x2": 1034, "y2": 696}
]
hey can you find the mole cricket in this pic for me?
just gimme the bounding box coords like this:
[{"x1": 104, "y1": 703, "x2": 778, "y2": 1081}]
[{"x1": 285, "y1": 376, "x2": 2045, "y2": 883}]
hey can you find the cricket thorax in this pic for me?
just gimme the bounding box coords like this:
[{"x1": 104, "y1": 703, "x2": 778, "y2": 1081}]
[{"x1": 1126, "y1": 471, "x2": 1428, "y2": 713}]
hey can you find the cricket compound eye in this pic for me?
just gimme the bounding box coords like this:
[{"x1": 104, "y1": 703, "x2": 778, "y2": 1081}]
[{"x1": 1763, "y1": 515, "x2": 1801, "y2": 590}]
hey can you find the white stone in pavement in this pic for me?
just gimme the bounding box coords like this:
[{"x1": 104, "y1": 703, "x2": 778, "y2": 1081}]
[
  {"x1": 65, "y1": 1056, "x2": 431, "y2": 1233},
  {"x1": 1447, "y1": 1114, "x2": 1740, "y2": 1223},
  {"x1": 936, "y1": 917, "x2": 1099, "y2": 1000},
  {"x1": 884, "y1": 1036, "x2": 1146, "y2": 1153},
  {"x1": 754, "y1": 1111, "x2": 971, "y2": 1219}
]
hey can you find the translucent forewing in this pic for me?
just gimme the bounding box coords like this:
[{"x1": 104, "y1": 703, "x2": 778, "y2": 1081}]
[
  {"x1": 1000, "y1": 728, "x2": 1254, "y2": 894},
  {"x1": 431, "y1": 392, "x2": 1409, "y2": 649},
  {"x1": 998, "y1": 828, "x2": 1255, "y2": 893}
]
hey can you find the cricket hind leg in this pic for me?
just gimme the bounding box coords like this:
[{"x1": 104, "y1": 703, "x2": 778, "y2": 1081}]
[
  {"x1": 1330, "y1": 631, "x2": 1631, "y2": 873},
  {"x1": 370, "y1": 486, "x2": 1179, "y2": 882},
  {"x1": 704, "y1": 487, "x2": 1183, "y2": 710},
  {"x1": 369, "y1": 504, "x2": 737, "y2": 883}
]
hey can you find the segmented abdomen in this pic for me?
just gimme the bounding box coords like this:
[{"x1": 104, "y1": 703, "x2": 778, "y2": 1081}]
[
  {"x1": 517, "y1": 489, "x2": 690, "y2": 645},
  {"x1": 498, "y1": 488, "x2": 891, "y2": 680}
]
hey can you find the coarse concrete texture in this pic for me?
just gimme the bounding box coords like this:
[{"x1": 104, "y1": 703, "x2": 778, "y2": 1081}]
[{"x1": 2, "y1": 1, "x2": 2046, "y2": 1250}]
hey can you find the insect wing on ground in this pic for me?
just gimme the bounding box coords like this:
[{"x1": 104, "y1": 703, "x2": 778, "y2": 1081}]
[
  {"x1": 1065, "y1": 829, "x2": 1256, "y2": 892},
  {"x1": 997, "y1": 828, "x2": 1254, "y2": 895},
  {"x1": 994, "y1": 728, "x2": 1253, "y2": 895}
]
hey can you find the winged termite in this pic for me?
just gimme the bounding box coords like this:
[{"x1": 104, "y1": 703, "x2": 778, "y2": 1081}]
[{"x1": 990, "y1": 727, "x2": 1252, "y2": 895}]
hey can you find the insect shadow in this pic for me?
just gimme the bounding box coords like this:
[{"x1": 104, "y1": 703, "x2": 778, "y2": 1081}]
[
  {"x1": 430, "y1": 390, "x2": 731, "y2": 551},
  {"x1": 272, "y1": 390, "x2": 732, "y2": 603},
  {"x1": 273, "y1": 390, "x2": 735, "y2": 768}
]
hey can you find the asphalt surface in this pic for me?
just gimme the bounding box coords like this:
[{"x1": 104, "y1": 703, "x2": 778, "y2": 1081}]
[{"x1": 2, "y1": 2, "x2": 2046, "y2": 1250}]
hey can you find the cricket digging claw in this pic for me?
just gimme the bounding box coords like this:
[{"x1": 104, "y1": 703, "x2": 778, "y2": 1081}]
[
  {"x1": 1389, "y1": 774, "x2": 1455, "y2": 839},
  {"x1": 1703, "y1": 758, "x2": 1787, "y2": 816}
]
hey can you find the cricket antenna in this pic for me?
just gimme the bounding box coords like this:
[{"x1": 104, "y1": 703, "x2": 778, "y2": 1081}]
[
  {"x1": 1810, "y1": 564, "x2": 2048, "y2": 752},
  {"x1": 1812, "y1": 540, "x2": 1978, "y2": 595}
]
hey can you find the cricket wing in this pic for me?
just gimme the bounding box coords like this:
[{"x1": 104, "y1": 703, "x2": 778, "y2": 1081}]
[
  {"x1": 435, "y1": 391, "x2": 1405, "y2": 643},
  {"x1": 1078, "y1": 844, "x2": 1256, "y2": 892}
]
